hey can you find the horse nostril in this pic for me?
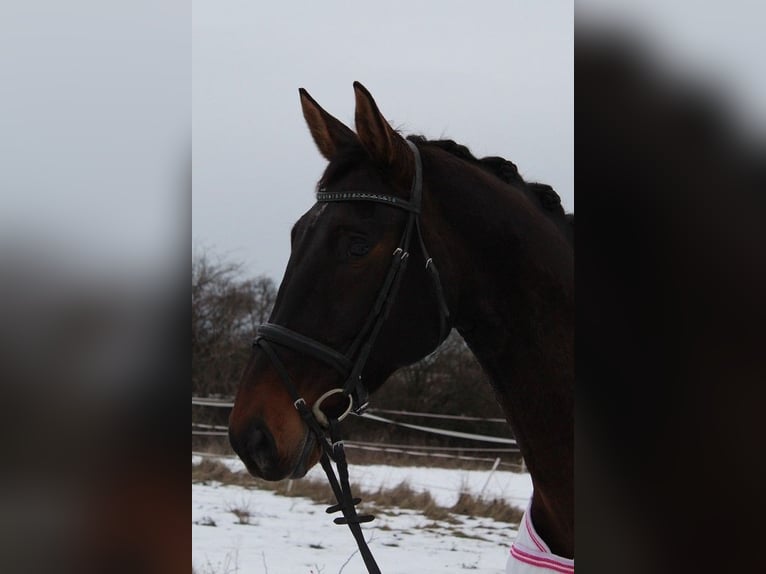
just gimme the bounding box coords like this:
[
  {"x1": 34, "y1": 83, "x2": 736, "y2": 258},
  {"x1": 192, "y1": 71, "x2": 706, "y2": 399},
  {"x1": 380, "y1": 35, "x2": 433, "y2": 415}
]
[
  {"x1": 230, "y1": 420, "x2": 279, "y2": 478},
  {"x1": 230, "y1": 422, "x2": 270, "y2": 459},
  {"x1": 245, "y1": 423, "x2": 275, "y2": 464},
  {"x1": 250, "y1": 428, "x2": 264, "y2": 448}
]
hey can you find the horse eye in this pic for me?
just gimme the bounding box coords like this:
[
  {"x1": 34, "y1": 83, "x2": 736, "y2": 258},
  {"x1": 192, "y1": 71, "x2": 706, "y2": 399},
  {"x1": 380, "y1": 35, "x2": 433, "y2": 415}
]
[{"x1": 349, "y1": 237, "x2": 371, "y2": 257}]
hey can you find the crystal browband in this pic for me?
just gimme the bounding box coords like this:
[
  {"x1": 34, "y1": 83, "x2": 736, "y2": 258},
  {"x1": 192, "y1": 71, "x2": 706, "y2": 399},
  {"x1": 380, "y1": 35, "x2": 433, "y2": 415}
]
[{"x1": 316, "y1": 190, "x2": 420, "y2": 213}]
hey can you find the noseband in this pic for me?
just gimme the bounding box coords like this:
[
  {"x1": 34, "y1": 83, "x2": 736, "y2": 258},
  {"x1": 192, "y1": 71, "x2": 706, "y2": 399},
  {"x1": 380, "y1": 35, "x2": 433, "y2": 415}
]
[{"x1": 252, "y1": 140, "x2": 450, "y2": 573}]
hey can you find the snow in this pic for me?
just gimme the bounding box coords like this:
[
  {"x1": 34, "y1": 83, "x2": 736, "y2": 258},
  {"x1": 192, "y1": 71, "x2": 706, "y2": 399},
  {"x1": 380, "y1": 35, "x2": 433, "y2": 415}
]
[
  {"x1": 193, "y1": 454, "x2": 533, "y2": 509},
  {"x1": 193, "y1": 454, "x2": 533, "y2": 573},
  {"x1": 325, "y1": 463, "x2": 533, "y2": 509}
]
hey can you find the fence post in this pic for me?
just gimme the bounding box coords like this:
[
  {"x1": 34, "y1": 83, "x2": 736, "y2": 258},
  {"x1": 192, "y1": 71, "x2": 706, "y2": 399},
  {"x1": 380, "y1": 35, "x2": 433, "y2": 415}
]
[{"x1": 479, "y1": 457, "x2": 501, "y2": 499}]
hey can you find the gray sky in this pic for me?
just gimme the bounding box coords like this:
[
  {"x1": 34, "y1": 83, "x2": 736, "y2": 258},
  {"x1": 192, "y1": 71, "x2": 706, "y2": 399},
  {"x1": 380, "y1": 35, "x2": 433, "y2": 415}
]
[{"x1": 193, "y1": 1, "x2": 573, "y2": 280}]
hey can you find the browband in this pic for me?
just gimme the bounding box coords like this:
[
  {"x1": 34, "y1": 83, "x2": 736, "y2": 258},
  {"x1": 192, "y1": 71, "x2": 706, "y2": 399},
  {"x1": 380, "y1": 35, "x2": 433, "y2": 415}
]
[{"x1": 316, "y1": 191, "x2": 419, "y2": 213}]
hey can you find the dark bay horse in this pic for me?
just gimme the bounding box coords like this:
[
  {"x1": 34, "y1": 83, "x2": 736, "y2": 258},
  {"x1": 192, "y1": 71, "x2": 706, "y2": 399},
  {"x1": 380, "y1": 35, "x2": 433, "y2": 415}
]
[{"x1": 229, "y1": 82, "x2": 573, "y2": 564}]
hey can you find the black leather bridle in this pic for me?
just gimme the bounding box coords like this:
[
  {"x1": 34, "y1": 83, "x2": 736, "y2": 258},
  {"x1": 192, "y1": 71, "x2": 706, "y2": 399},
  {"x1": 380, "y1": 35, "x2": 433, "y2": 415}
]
[{"x1": 253, "y1": 140, "x2": 450, "y2": 573}]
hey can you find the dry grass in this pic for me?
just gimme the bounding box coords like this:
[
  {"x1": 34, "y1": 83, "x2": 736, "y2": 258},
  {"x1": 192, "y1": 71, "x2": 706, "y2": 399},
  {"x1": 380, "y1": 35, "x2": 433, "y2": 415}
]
[
  {"x1": 451, "y1": 492, "x2": 523, "y2": 524},
  {"x1": 193, "y1": 456, "x2": 522, "y2": 525},
  {"x1": 192, "y1": 458, "x2": 251, "y2": 486},
  {"x1": 192, "y1": 457, "x2": 336, "y2": 505},
  {"x1": 267, "y1": 476, "x2": 336, "y2": 505},
  {"x1": 369, "y1": 481, "x2": 435, "y2": 509},
  {"x1": 365, "y1": 481, "x2": 455, "y2": 522}
]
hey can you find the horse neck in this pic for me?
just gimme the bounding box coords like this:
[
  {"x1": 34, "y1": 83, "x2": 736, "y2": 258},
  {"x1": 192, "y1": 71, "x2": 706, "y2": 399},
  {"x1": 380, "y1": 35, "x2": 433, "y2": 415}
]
[{"x1": 423, "y1": 153, "x2": 574, "y2": 556}]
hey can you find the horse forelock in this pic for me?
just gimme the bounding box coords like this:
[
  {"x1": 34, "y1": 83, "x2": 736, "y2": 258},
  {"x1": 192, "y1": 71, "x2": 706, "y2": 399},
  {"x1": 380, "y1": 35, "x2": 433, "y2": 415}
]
[
  {"x1": 318, "y1": 144, "x2": 368, "y2": 189},
  {"x1": 318, "y1": 139, "x2": 413, "y2": 192}
]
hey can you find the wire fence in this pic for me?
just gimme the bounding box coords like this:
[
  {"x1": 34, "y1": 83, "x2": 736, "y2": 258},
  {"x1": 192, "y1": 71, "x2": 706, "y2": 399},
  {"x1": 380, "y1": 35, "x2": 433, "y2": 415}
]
[
  {"x1": 192, "y1": 396, "x2": 508, "y2": 422},
  {"x1": 192, "y1": 396, "x2": 525, "y2": 470}
]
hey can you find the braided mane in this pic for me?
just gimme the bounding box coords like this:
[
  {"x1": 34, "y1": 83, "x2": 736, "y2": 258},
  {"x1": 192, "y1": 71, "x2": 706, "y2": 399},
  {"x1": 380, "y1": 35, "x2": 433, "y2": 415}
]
[
  {"x1": 407, "y1": 135, "x2": 574, "y2": 241},
  {"x1": 319, "y1": 135, "x2": 573, "y2": 244}
]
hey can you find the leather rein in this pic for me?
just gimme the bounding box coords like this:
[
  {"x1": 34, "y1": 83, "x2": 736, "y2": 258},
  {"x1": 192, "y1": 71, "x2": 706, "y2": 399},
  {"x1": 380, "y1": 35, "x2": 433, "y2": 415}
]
[{"x1": 253, "y1": 140, "x2": 450, "y2": 573}]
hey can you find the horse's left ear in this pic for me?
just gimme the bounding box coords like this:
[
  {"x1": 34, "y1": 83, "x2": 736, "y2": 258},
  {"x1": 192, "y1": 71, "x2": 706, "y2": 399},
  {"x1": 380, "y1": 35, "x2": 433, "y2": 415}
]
[{"x1": 353, "y1": 81, "x2": 410, "y2": 169}]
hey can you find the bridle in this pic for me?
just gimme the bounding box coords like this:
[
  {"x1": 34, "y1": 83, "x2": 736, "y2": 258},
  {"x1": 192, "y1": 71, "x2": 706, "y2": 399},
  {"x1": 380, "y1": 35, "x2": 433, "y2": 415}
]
[{"x1": 252, "y1": 140, "x2": 450, "y2": 573}]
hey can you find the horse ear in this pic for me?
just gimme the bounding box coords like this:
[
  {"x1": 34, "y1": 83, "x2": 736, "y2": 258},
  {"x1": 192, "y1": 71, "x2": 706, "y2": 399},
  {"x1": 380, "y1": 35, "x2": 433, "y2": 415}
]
[
  {"x1": 299, "y1": 88, "x2": 357, "y2": 160},
  {"x1": 353, "y1": 81, "x2": 409, "y2": 167}
]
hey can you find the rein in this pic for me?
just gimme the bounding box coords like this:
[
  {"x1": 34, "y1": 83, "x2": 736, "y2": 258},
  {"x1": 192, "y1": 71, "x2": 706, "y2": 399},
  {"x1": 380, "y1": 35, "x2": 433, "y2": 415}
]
[{"x1": 253, "y1": 140, "x2": 450, "y2": 573}]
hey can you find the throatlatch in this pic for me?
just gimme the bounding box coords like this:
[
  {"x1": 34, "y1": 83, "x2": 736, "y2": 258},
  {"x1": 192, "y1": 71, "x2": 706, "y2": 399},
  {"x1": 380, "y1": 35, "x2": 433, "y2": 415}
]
[{"x1": 253, "y1": 140, "x2": 450, "y2": 574}]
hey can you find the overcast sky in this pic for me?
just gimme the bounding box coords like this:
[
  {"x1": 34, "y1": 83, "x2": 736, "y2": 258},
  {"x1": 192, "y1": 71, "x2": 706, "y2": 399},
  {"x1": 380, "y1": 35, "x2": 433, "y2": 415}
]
[{"x1": 192, "y1": 1, "x2": 573, "y2": 280}]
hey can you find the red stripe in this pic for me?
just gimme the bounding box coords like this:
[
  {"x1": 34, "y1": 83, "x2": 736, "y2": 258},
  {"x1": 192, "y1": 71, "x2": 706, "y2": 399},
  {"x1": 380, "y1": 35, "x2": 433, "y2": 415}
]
[
  {"x1": 525, "y1": 512, "x2": 547, "y2": 552},
  {"x1": 510, "y1": 545, "x2": 574, "y2": 573}
]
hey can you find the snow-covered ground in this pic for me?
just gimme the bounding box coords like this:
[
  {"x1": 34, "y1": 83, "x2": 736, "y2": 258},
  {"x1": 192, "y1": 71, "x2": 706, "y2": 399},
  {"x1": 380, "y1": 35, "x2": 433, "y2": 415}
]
[{"x1": 193, "y1": 454, "x2": 533, "y2": 573}]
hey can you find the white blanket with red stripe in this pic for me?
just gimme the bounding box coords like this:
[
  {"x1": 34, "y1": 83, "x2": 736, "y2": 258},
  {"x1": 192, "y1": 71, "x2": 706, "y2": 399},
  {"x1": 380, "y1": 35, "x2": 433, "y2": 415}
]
[{"x1": 506, "y1": 505, "x2": 574, "y2": 574}]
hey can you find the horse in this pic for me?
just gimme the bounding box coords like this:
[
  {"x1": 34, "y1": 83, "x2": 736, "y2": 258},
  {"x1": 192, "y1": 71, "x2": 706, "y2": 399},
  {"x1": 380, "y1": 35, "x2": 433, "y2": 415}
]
[{"x1": 229, "y1": 82, "x2": 573, "y2": 572}]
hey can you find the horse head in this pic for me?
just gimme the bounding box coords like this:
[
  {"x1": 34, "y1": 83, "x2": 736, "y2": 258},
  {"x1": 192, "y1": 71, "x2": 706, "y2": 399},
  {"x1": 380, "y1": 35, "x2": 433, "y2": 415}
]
[{"x1": 229, "y1": 83, "x2": 449, "y2": 480}]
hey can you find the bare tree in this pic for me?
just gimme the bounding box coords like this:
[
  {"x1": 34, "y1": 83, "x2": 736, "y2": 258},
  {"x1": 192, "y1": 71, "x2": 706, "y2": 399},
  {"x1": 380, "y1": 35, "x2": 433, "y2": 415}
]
[{"x1": 192, "y1": 252, "x2": 276, "y2": 398}]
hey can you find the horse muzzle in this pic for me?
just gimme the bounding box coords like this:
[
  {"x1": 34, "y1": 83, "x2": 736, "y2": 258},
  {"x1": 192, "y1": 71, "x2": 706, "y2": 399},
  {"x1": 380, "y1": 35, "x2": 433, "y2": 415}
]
[
  {"x1": 229, "y1": 419, "x2": 283, "y2": 480},
  {"x1": 229, "y1": 418, "x2": 319, "y2": 481}
]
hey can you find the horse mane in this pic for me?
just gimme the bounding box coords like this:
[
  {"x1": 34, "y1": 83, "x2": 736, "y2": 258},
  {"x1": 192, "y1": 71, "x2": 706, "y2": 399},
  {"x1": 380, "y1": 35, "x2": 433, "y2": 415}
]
[
  {"x1": 318, "y1": 135, "x2": 574, "y2": 243},
  {"x1": 407, "y1": 135, "x2": 574, "y2": 241}
]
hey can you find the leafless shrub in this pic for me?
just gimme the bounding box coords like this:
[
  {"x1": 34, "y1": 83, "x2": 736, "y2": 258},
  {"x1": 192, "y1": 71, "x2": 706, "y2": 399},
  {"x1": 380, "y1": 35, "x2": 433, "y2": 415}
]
[{"x1": 226, "y1": 500, "x2": 252, "y2": 525}]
